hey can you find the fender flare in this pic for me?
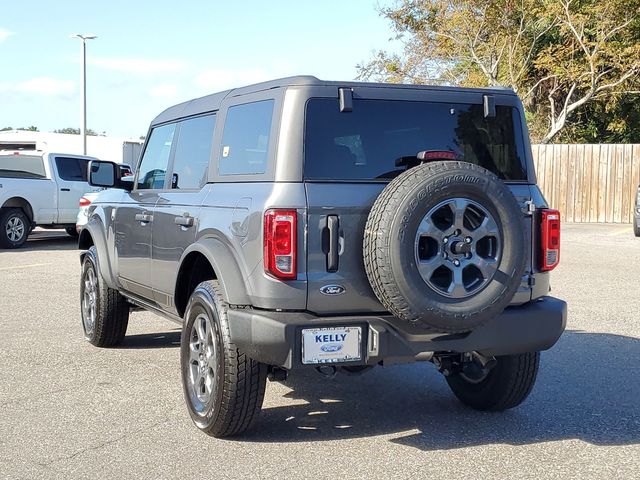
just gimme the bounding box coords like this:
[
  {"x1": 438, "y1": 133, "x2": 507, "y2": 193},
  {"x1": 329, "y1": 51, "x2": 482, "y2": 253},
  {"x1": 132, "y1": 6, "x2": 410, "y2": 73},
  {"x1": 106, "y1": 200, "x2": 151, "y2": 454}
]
[
  {"x1": 179, "y1": 237, "x2": 251, "y2": 306},
  {"x1": 79, "y1": 217, "x2": 117, "y2": 289},
  {"x1": 0, "y1": 194, "x2": 35, "y2": 223}
]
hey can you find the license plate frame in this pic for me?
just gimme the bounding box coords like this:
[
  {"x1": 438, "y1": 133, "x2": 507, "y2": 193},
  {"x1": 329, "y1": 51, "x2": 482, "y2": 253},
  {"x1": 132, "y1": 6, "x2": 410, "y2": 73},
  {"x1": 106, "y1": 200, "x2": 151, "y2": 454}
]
[{"x1": 301, "y1": 326, "x2": 362, "y2": 365}]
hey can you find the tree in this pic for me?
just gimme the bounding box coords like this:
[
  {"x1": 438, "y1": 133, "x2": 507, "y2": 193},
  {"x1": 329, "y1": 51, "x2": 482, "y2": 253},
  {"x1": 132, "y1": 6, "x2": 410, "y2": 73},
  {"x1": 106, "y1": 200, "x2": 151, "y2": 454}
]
[
  {"x1": 358, "y1": 0, "x2": 640, "y2": 143},
  {"x1": 533, "y1": 0, "x2": 640, "y2": 142},
  {"x1": 53, "y1": 127, "x2": 101, "y2": 136},
  {"x1": 0, "y1": 126, "x2": 39, "y2": 132}
]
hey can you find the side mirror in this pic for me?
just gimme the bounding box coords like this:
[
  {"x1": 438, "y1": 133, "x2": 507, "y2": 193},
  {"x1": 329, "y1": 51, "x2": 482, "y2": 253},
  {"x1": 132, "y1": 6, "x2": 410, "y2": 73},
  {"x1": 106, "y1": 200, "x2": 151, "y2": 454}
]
[
  {"x1": 89, "y1": 160, "x2": 116, "y2": 187},
  {"x1": 88, "y1": 160, "x2": 133, "y2": 191}
]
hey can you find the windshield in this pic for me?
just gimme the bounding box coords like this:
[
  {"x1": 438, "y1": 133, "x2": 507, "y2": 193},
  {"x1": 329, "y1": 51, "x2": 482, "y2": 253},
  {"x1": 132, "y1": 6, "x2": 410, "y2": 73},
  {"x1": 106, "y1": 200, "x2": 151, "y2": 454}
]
[
  {"x1": 304, "y1": 98, "x2": 528, "y2": 181},
  {"x1": 0, "y1": 155, "x2": 46, "y2": 179}
]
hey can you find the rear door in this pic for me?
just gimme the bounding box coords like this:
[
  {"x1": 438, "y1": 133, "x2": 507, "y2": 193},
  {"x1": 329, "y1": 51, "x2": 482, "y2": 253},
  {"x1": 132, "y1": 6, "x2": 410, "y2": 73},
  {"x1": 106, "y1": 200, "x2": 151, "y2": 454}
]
[{"x1": 304, "y1": 94, "x2": 534, "y2": 315}]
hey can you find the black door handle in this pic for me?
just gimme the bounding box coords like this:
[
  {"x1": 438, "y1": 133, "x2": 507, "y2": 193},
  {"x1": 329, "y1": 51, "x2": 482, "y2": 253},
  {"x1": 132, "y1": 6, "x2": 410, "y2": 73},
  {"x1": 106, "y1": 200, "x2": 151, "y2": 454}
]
[
  {"x1": 175, "y1": 214, "x2": 194, "y2": 227},
  {"x1": 327, "y1": 215, "x2": 339, "y2": 272},
  {"x1": 60, "y1": 188, "x2": 70, "y2": 192}
]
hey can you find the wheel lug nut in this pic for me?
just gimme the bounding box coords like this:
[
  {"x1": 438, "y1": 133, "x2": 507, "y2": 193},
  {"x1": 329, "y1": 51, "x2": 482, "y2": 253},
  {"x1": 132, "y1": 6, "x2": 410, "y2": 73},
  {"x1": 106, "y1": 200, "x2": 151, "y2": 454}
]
[
  {"x1": 443, "y1": 237, "x2": 448, "y2": 244},
  {"x1": 465, "y1": 237, "x2": 472, "y2": 243},
  {"x1": 453, "y1": 259, "x2": 460, "y2": 267}
]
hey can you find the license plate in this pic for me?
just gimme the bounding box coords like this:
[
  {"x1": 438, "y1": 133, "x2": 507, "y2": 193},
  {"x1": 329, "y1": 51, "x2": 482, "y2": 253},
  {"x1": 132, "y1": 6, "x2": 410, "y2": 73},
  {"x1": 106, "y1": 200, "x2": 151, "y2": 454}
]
[{"x1": 301, "y1": 326, "x2": 362, "y2": 364}]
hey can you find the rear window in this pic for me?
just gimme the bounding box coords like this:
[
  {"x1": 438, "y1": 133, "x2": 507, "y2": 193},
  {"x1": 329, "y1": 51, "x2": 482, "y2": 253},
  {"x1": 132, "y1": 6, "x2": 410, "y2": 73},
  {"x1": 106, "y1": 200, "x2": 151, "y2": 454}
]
[
  {"x1": 304, "y1": 99, "x2": 527, "y2": 181},
  {"x1": 0, "y1": 155, "x2": 46, "y2": 179}
]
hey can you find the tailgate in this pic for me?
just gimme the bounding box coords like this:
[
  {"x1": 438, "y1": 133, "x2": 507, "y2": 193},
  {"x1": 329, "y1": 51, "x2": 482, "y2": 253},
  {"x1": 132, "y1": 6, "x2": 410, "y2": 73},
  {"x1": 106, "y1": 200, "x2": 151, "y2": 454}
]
[{"x1": 305, "y1": 182, "x2": 534, "y2": 315}]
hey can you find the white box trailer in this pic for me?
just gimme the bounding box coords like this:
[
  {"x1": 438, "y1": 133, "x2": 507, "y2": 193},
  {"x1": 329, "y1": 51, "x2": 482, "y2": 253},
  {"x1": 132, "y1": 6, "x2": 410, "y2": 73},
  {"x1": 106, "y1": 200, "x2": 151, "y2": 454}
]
[{"x1": 0, "y1": 130, "x2": 142, "y2": 166}]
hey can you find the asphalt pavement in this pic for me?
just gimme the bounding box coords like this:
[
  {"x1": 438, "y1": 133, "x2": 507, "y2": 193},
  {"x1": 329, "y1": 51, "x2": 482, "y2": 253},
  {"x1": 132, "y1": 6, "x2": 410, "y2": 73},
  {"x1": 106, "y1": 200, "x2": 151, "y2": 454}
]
[{"x1": 0, "y1": 224, "x2": 638, "y2": 479}]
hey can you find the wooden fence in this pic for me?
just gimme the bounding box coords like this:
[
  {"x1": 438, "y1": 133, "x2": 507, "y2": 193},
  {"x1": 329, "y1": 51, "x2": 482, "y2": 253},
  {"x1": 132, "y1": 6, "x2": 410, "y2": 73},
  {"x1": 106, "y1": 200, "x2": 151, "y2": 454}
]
[{"x1": 531, "y1": 144, "x2": 640, "y2": 223}]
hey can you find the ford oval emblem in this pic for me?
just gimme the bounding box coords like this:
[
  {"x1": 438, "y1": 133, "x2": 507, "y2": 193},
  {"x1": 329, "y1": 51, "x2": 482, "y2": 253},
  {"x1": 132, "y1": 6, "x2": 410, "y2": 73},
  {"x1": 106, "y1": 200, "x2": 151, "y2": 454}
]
[
  {"x1": 321, "y1": 344, "x2": 343, "y2": 353},
  {"x1": 320, "y1": 285, "x2": 346, "y2": 295}
]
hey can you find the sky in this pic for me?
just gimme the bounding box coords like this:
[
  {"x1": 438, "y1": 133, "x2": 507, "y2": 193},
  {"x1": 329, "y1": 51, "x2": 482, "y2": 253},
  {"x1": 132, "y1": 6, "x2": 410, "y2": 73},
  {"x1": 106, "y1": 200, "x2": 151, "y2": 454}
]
[{"x1": 0, "y1": 0, "x2": 398, "y2": 139}]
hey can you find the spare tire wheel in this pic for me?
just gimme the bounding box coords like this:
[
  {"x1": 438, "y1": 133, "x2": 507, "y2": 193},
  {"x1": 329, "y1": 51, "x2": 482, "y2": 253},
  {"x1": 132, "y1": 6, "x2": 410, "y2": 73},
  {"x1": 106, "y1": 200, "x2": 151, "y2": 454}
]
[{"x1": 363, "y1": 161, "x2": 526, "y2": 333}]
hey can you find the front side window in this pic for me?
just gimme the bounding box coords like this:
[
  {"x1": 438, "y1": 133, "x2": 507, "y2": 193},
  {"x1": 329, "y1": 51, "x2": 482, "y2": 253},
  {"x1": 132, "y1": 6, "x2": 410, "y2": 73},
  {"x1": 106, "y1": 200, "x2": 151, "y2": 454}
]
[
  {"x1": 219, "y1": 99, "x2": 274, "y2": 175},
  {"x1": 170, "y1": 114, "x2": 216, "y2": 189},
  {"x1": 304, "y1": 99, "x2": 527, "y2": 181},
  {"x1": 55, "y1": 157, "x2": 89, "y2": 181},
  {"x1": 137, "y1": 123, "x2": 176, "y2": 190}
]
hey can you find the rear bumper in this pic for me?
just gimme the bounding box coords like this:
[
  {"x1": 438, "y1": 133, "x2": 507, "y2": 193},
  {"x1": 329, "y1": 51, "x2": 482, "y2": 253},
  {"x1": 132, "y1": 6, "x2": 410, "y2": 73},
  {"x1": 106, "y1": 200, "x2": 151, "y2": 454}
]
[{"x1": 227, "y1": 296, "x2": 567, "y2": 369}]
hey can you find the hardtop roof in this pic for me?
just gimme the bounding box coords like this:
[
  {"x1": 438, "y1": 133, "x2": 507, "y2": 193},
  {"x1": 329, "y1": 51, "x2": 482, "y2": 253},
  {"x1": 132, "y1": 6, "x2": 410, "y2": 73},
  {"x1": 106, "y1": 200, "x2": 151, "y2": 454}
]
[{"x1": 150, "y1": 75, "x2": 516, "y2": 126}]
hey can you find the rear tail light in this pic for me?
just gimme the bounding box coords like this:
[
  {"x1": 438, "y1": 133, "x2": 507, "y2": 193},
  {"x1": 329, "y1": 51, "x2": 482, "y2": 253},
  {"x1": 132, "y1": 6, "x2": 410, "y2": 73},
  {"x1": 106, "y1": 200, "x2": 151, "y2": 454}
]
[
  {"x1": 540, "y1": 209, "x2": 560, "y2": 271},
  {"x1": 264, "y1": 209, "x2": 297, "y2": 279},
  {"x1": 79, "y1": 196, "x2": 92, "y2": 207}
]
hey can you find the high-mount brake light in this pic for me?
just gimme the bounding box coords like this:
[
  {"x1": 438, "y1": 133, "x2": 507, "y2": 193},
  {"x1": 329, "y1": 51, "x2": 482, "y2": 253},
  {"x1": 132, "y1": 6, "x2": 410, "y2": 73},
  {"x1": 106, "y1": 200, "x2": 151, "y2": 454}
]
[
  {"x1": 264, "y1": 209, "x2": 297, "y2": 279},
  {"x1": 540, "y1": 209, "x2": 560, "y2": 271},
  {"x1": 417, "y1": 150, "x2": 458, "y2": 161}
]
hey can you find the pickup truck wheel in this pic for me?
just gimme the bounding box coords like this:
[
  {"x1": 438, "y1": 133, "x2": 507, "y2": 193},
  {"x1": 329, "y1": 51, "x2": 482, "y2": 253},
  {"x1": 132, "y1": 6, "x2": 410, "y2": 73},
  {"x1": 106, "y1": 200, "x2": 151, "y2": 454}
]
[
  {"x1": 80, "y1": 246, "x2": 129, "y2": 347},
  {"x1": 0, "y1": 208, "x2": 30, "y2": 248},
  {"x1": 66, "y1": 227, "x2": 79, "y2": 238},
  {"x1": 364, "y1": 161, "x2": 526, "y2": 332},
  {"x1": 634, "y1": 216, "x2": 640, "y2": 237},
  {"x1": 180, "y1": 280, "x2": 267, "y2": 438},
  {"x1": 445, "y1": 352, "x2": 539, "y2": 411}
]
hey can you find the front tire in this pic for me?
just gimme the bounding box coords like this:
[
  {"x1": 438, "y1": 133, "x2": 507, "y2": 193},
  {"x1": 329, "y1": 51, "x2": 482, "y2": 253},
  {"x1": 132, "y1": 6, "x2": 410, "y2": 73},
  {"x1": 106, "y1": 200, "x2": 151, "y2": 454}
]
[
  {"x1": 180, "y1": 280, "x2": 267, "y2": 438},
  {"x1": 634, "y1": 216, "x2": 640, "y2": 237},
  {"x1": 80, "y1": 246, "x2": 129, "y2": 347},
  {"x1": 445, "y1": 352, "x2": 539, "y2": 411},
  {"x1": 0, "y1": 208, "x2": 30, "y2": 249}
]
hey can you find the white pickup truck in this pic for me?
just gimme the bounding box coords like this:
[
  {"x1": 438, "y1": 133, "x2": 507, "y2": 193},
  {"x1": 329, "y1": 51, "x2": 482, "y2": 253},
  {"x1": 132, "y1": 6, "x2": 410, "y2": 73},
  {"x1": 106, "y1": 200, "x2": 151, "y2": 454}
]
[{"x1": 0, "y1": 150, "x2": 100, "y2": 248}]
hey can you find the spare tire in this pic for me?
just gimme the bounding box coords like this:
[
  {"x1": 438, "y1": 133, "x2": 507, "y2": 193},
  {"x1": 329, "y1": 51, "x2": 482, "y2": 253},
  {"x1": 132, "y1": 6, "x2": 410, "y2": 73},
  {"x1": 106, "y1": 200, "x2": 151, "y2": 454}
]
[{"x1": 363, "y1": 161, "x2": 525, "y2": 333}]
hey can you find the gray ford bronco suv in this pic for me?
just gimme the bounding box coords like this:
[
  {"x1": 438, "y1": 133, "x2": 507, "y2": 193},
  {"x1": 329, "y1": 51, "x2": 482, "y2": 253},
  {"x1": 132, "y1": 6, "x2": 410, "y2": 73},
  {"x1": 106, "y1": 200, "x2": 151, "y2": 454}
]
[{"x1": 79, "y1": 76, "x2": 566, "y2": 437}]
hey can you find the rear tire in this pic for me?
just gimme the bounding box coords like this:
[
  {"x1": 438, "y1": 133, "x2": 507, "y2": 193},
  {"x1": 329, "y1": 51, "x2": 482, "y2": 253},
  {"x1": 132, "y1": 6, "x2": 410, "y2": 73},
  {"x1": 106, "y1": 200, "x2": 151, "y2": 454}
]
[
  {"x1": 0, "y1": 208, "x2": 30, "y2": 249},
  {"x1": 180, "y1": 280, "x2": 267, "y2": 437},
  {"x1": 445, "y1": 352, "x2": 539, "y2": 411},
  {"x1": 634, "y1": 216, "x2": 640, "y2": 237},
  {"x1": 66, "y1": 226, "x2": 79, "y2": 238},
  {"x1": 80, "y1": 246, "x2": 129, "y2": 347}
]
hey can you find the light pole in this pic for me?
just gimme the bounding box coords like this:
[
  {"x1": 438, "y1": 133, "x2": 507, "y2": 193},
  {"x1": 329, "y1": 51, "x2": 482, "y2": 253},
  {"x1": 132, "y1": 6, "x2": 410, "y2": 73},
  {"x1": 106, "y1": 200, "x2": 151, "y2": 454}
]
[{"x1": 70, "y1": 34, "x2": 97, "y2": 155}]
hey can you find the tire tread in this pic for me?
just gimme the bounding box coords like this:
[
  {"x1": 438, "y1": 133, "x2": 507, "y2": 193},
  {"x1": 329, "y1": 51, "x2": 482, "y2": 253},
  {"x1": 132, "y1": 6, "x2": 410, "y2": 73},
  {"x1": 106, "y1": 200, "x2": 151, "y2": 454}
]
[
  {"x1": 82, "y1": 246, "x2": 129, "y2": 347},
  {"x1": 446, "y1": 352, "x2": 540, "y2": 411},
  {"x1": 188, "y1": 280, "x2": 267, "y2": 438}
]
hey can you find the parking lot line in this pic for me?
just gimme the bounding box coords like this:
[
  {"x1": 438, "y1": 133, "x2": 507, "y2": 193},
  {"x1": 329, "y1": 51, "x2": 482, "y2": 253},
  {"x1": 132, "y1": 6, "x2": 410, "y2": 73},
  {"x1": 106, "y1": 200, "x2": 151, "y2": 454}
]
[{"x1": 0, "y1": 262, "x2": 52, "y2": 271}]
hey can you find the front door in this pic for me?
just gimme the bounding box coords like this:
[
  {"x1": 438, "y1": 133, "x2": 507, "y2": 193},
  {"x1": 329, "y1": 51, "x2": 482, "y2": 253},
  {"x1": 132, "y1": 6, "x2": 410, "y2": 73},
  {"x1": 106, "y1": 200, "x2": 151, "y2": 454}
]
[
  {"x1": 150, "y1": 113, "x2": 217, "y2": 313},
  {"x1": 114, "y1": 122, "x2": 176, "y2": 301}
]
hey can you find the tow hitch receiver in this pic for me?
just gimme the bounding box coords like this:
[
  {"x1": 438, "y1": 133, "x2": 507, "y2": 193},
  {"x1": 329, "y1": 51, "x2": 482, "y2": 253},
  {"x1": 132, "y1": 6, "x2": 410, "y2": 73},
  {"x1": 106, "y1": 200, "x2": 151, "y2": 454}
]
[{"x1": 433, "y1": 352, "x2": 497, "y2": 377}]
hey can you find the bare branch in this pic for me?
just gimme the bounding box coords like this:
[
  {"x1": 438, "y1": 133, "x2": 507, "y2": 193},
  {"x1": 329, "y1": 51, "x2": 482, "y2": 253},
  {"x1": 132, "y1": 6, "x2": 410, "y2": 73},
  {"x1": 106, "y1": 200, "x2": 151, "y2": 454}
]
[{"x1": 522, "y1": 74, "x2": 557, "y2": 100}]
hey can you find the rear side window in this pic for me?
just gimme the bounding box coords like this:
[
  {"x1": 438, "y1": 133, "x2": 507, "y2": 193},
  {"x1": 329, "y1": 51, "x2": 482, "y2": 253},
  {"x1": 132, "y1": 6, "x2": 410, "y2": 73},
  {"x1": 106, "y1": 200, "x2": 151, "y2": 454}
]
[
  {"x1": 137, "y1": 123, "x2": 176, "y2": 190},
  {"x1": 219, "y1": 100, "x2": 274, "y2": 175},
  {"x1": 170, "y1": 114, "x2": 216, "y2": 189},
  {"x1": 55, "y1": 157, "x2": 89, "y2": 182},
  {"x1": 304, "y1": 99, "x2": 527, "y2": 181},
  {"x1": 0, "y1": 155, "x2": 46, "y2": 179}
]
